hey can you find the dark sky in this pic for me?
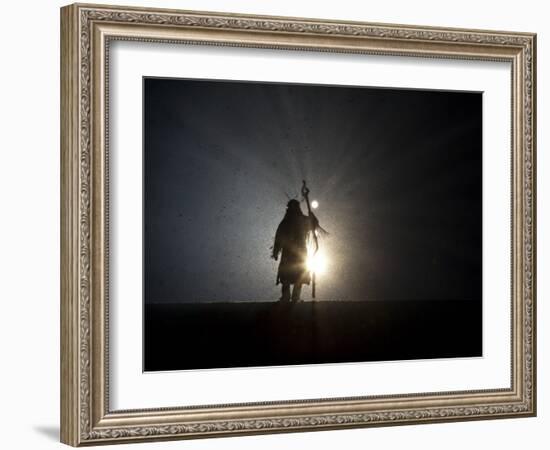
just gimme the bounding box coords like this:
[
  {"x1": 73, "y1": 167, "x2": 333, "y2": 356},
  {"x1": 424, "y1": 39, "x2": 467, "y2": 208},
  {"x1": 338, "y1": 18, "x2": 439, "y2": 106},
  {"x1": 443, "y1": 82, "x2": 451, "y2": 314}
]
[{"x1": 144, "y1": 77, "x2": 482, "y2": 303}]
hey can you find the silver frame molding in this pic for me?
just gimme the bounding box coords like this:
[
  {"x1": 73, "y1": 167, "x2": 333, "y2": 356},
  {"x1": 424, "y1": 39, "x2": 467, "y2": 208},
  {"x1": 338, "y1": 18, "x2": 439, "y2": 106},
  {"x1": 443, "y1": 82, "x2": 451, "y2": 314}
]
[{"x1": 60, "y1": 3, "x2": 536, "y2": 446}]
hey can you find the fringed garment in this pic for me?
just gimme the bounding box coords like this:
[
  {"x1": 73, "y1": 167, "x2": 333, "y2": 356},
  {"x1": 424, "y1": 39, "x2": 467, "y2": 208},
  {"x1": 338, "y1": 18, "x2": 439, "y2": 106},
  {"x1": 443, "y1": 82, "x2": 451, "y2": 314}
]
[{"x1": 273, "y1": 212, "x2": 318, "y2": 285}]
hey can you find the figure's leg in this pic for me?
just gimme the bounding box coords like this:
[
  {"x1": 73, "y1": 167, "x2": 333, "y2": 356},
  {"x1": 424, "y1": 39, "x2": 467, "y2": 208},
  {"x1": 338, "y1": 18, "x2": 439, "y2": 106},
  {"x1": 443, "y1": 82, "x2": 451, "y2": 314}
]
[
  {"x1": 291, "y1": 283, "x2": 302, "y2": 302},
  {"x1": 280, "y1": 284, "x2": 290, "y2": 302}
]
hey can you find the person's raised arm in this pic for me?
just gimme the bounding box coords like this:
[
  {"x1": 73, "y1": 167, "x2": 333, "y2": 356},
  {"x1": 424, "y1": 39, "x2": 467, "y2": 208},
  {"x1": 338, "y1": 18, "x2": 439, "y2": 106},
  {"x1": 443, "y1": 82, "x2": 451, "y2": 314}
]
[{"x1": 308, "y1": 211, "x2": 319, "y2": 232}]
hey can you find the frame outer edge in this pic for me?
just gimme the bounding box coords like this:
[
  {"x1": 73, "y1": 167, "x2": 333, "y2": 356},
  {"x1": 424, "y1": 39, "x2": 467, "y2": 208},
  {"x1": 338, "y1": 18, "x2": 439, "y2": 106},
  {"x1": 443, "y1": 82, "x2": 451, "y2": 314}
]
[
  {"x1": 529, "y1": 33, "x2": 537, "y2": 416},
  {"x1": 60, "y1": 3, "x2": 537, "y2": 445},
  {"x1": 61, "y1": 4, "x2": 81, "y2": 447},
  {"x1": 533, "y1": 33, "x2": 537, "y2": 416}
]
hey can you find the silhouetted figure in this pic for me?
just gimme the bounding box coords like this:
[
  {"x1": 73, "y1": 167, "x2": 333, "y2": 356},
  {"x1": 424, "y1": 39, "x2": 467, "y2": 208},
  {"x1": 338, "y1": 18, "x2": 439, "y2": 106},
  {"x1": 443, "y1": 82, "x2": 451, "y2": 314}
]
[{"x1": 272, "y1": 199, "x2": 318, "y2": 302}]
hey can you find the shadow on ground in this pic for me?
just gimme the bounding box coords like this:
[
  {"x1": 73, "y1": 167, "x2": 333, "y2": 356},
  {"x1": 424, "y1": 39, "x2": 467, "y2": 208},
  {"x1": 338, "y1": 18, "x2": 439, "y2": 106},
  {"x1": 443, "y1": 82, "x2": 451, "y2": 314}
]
[{"x1": 33, "y1": 425, "x2": 59, "y2": 441}]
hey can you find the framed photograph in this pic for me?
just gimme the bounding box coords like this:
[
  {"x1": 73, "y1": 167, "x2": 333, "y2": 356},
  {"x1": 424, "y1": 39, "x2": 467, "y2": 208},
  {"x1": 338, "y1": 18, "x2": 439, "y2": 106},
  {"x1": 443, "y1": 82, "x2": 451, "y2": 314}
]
[{"x1": 60, "y1": 3, "x2": 537, "y2": 446}]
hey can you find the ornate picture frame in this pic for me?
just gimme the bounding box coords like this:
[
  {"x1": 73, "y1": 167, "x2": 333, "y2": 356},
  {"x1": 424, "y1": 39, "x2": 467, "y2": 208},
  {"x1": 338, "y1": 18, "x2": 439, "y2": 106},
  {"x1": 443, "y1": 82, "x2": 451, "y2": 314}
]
[{"x1": 60, "y1": 3, "x2": 536, "y2": 446}]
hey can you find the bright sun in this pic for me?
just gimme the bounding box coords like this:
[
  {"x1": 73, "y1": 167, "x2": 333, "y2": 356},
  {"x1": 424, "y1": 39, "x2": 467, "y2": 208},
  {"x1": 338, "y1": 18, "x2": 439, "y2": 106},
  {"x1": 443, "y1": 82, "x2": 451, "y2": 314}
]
[
  {"x1": 311, "y1": 200, "x2": 319, "y2": 209},
  {"x1": 307, "y1": 250, "x2": 328, "y2": 275}
]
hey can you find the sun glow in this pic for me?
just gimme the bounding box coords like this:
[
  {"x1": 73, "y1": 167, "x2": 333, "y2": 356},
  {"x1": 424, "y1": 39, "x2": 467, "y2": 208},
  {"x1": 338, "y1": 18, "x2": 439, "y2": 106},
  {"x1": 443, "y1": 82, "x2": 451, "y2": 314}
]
[{"x1": 306, "y1": 249, "x2": 328, "y2": 275}]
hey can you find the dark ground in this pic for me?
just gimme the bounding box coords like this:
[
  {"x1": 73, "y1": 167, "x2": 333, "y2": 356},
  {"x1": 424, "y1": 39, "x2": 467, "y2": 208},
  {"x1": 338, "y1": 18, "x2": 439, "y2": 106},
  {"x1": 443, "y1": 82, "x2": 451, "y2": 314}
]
[{"x1": 144, "y1": 300, "x2": 482, "y2": 372}]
